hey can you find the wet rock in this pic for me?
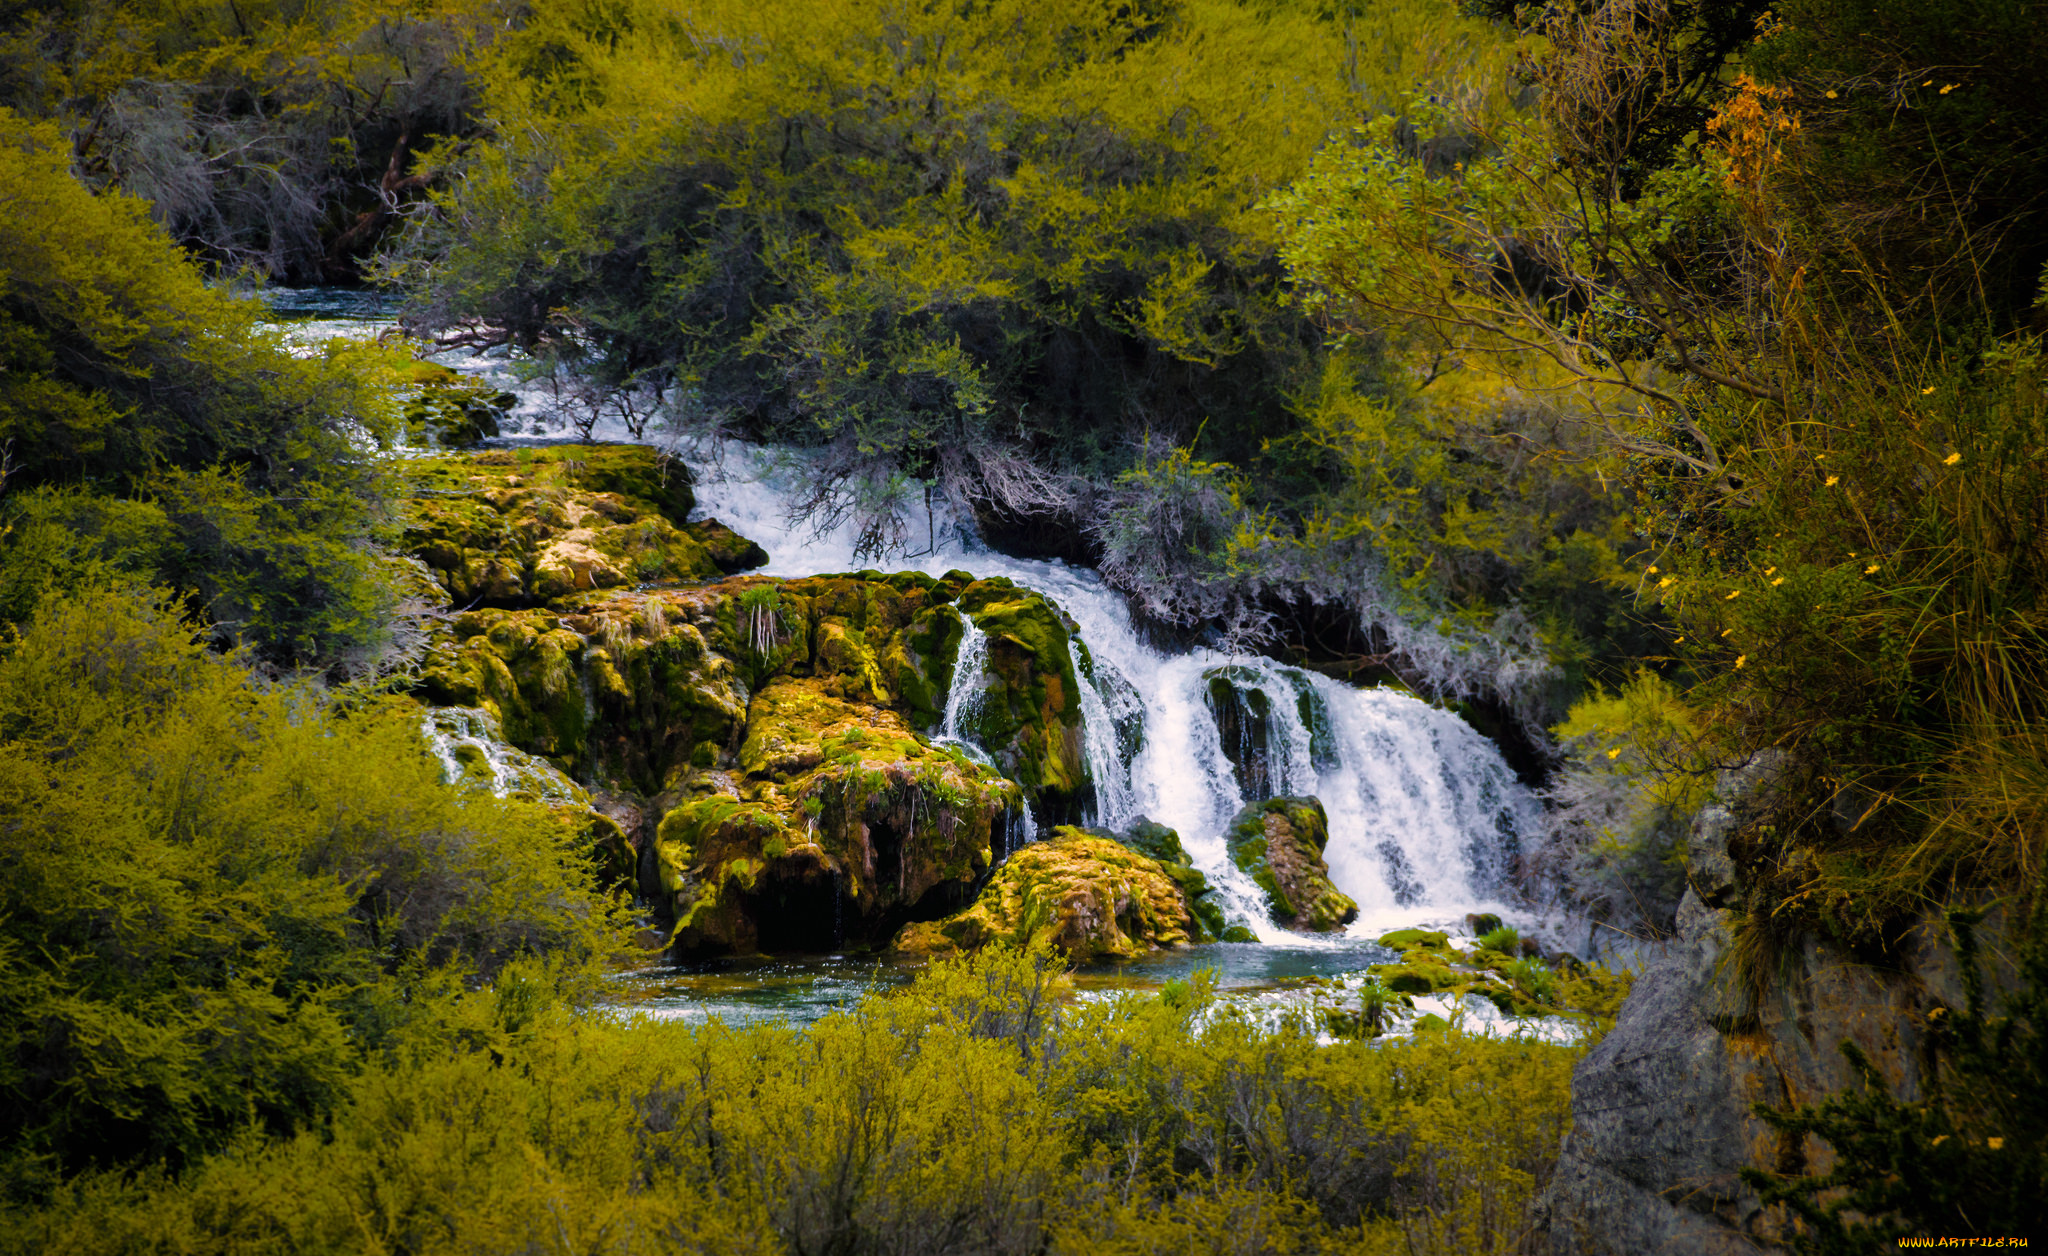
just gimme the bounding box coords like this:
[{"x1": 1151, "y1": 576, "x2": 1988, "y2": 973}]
[
  {"x1": 685, "y1": 518, "x2": 769, "y2": 574},
  {"x1": 892, "y1": 827, "x2": 1197, "y2": 961},
  {"x1": 1224, "y1": 796, "x2": 1358, "y2": 932},
  {"x1": 1105, "y1": 817, "x2": 1225, "y2": 940},
  {"x1": 954, "y1": 577, "x2": 1090, "y2": 819},
  {"x1": 1204, "y1": 666, "x2": 1277, "y2": 799}
]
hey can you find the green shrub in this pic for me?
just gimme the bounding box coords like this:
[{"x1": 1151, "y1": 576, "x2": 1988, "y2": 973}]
[
  {"x1": 0, "y1": 588, "x2": 620, "y2": 1190},
  {"x1": 0, "y1": 944, "x2": 1586, "y2": 1253},
  {"x1": 1476, "y1": 925, "x2": 1521, "y2": 954},
  {"x1": 0, "y1": 111, "x2": 405, "y2": 667}
]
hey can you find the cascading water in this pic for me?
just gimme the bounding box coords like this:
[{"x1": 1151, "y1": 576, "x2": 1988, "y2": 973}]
[
  {"x1": 935, "y1": 614, "x2": 994, "y2": 768},
  {"x1": 278, "y1": 294, "x2": 1546, "y2": 951},
  {"x1": 422, "y1": 707, "x2": 587, "y2": 805},
  {"x1": 682, "y1": 445, "x2": 1542, "y2": 945}
]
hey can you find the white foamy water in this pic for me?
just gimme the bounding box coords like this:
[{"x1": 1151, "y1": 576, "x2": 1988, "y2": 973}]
[
  {"x1": 683, "y1": 443, "x2": 1540, "y2": 944},
  {"x1": 279, "y1": 294, "x2": 1546, "y2": 949}
]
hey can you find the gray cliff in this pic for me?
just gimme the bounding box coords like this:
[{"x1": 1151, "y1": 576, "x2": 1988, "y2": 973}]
[{"x1": 1536, "y1": 750, "x2": 1978, "y2": 1253}]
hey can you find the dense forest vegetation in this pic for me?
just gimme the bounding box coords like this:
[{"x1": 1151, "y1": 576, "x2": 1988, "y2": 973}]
[{"x1": 3, "y1": 0, "x2": 2045, "y2": 1248}]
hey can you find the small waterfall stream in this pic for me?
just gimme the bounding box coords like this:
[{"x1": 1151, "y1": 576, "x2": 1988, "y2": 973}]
[
  {"x1": 687, "y1": 444, "x2": 1540, "y2": 944},
  {"x1": 273, "y1": 294, "x2": 1546, "y2": 955}
]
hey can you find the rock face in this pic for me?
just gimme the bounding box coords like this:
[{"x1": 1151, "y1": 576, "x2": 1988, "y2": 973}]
[
  {"x1": 398, "y1": 446, "x2": 757, "y2": 606},
  {"x1": 893, "y1": 828, "x2": 1199, "y2": 961},
  {"x1": 1224, "y1": 797, "x2": 1358, "y2": 932},
  {"x1": 410, "y1": 547, "x2": 1096, "y2": 954},
  {"x1": 1536, "y1": 750, "x2": 1975, "y2": 1254}
]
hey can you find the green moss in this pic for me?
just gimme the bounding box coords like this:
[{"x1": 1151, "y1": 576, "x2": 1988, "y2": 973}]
[
  {"x1": 393, "y1": 447, "x2": 731, "y2": 608},
  {"x1": 952, "y1": 579, "x2": 1087, "y2": 807},
  {"x1": 895, "y1": 828, "x2": 1197, "y2": 961},
  {"x1": 1376, "y1": 962, "x2": 1460, "y2": 995},
  {"x1": 1376, "y1": 928, "x2": 1451, "y2": 952}
]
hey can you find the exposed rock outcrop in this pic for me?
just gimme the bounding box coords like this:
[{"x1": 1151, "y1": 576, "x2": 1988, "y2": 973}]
[
  {"x1": 1224, "y1": 796, "x2": 1358, "y2": 932},
  {"x1": 893, "y1": 827, "x2": 1200, "y2": 961},
  {"x1": 1535, "y1": 750, "x2": 1978, "y2": 1253},
  {"x1": 409, "y1": 535, "x2": 1096, "y2": 953}
]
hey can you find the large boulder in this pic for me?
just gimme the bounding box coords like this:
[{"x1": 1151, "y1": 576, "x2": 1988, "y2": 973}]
[
  {"x1": 654, "y1": 677, "x2": 1018, "y2": 954},
  {"x1": 1224, "y1": 796, "x2": 1357, "y2": 932},
  {"x1": 893, "y1": 828, "x2": 1199, "y2": 961},
  {"x1": 1534, "y1": 751, "x2": 1974, "y2": 1254}
]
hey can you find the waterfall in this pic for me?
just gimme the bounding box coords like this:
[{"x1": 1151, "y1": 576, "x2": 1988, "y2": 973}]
[
  {"x1": 422, "y1": 707, "x2": 586, "y2": 806},
  {"x1": 676, "y1": 443, "x2": 1542, "y2": 943},
  {"x1": 940, "y1": 614, "x2": 989, "y2": 743},
  {"x1": 284, "y1": 302, "x2": 1548, "y2": 953}
]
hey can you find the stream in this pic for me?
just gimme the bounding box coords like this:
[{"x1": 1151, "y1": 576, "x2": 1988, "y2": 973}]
[{"x1": 267, "y1": 288, "x2": 1570, "y2": 1032}]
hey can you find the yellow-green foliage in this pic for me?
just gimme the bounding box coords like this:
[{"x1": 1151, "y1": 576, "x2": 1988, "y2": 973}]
[
  {"x1": 0, "y1": 946, "x2": 1586, "y2": 1254},
  {"x1": 391, "y1": 0, "x2": 1527, "y2": 556},
  {"x1": 1646, "y1": 333, "x2": 2048, "y2": 932},
  {"x1": 0, "y1": 111, "x2": 406, "y2": 662},
  {"x1": 0, "y1": 588, "x2": 621, "y2": 1188},
  {"x1": 1542, "y1": 672, "x2": 1711, "y2": 930}
]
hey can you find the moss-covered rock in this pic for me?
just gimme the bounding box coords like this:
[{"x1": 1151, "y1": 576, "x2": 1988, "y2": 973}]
[
  {"x1": 892, "y1": 828, "x2": 1196, "y2": 961},
  {"x1": 1103, "y1": 817, "x2": 1226, "y2": 941},
  {"x1": 684, "y1": 519, "x2": 769, "y2": 574},
  {"x1": 657, "y1": 676, "x2": 1018, "y2": 953},
  {"x1": 1223, "y1": 796, "x2": 1358, "y2": 932},
  {"x1": 411, "y1": 562, "x2": 1107, "y2": 955},
  {"x1": 955, "y1": 577, "x2": 1089, "y2": 819},
  {"x1": 397, "y1": 446, "x2": 728, "y2": 606}
]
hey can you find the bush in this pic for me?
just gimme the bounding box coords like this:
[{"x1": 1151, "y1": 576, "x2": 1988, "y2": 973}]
[
  {"x1": 0, "y1": 944, "x2": 1587, "y2": 1253},
  {"x1": 0, "y1": 110, "x2": 405, "y2": 666},
  {"x1": 1541, "y1": 672, "x2": 1711, "y2": 936},
  {"x1": 0, "y1": 589, "x2": 620, "y2": 1190}
]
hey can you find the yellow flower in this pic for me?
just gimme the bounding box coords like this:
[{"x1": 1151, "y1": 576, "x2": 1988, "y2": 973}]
[
  {"x1": 1824, "y1": 89, "x2": 1838, "y2": 99},
  {"x1": 1735, "y1": 655, "x2": 1748, "y2": 669},
  {"x1": 1825, "y1": 474, "x2": 1840, "y2": 487},
  {"x1": 1989, "y1": 1137, "x2": 2005, "y2": 1150},
  {"x1": 1771, "y1": 577, "x2": 1785, "y2": 586},
  {"x1": 1764, "y1": 566, "x2": 1776, "y2": 576},
  {"x1": 1606, "y1": 747, "x2": 1622, "y2": 760},
  {"x1": 1658, "y1": 576, "x2": 1675, "y2": 589},
  {"x1": 1725, "y1": 589, "x2": 1742, "y2": 600},
  {"x1": 1940, "y1": 83, "x2": 1958, "y2": 94},
  {"x1": 1646, "y1": 565, "x2": 1659, "y2": 574},
  {"x1": 1944, "y1": 452, "x2": 1962, "y2": 466},
  {"x1": 1866, "y1": 563, "x2": 1881, "y2": 574},
  {"x1": 1921, "y1": 385, "x2": 1937, "y2": 394},
  {"x1": 1674, "y1": 636, "x2": 1685, "y2": 644},
  {"x1": 1721, "y1": 628, "x2": 1734, "y2": 637}
]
